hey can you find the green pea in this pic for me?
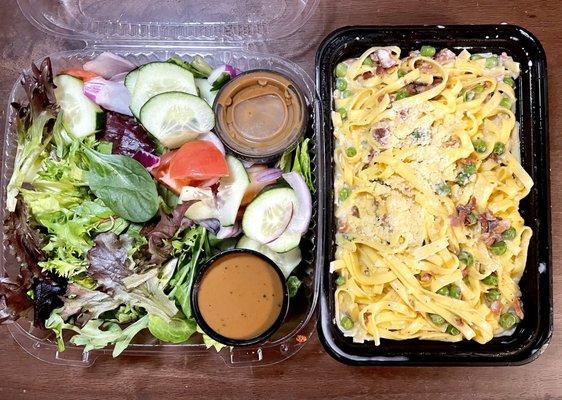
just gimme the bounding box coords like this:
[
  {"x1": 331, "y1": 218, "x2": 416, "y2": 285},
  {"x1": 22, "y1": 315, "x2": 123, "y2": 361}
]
[
  {"x1": 493, "y1": 142, "x2": 505, "y2": 156},
  {"x1": 342, "y1": 233, "x2": 354, "y2": 241},
  {"x1": 481, "y1": 272, "x2": 498, "y2": 286},
  {"x1": 420, "y1": 45, "x2": 436, "y2": 57},
  {"x1": 395, "y1": 89, "x2": 410, "y2": 100},
  {"x1": 362, "y1": 56, "x2": 374, "y2": 67},
  {"x1": 458, "y1": 250, "x2": 474, "y2": 267},
  {"x1": 340, "y1": 315, "x2": 354, "y2": 330},
  {"x1": 470, "y1": 54, "x2": 484, "y2": 60},
  {"x1": 339, "y1": 187, "x2": 352, "y2": 201},
  {"x1": 473, "y1": 83, "x2": 485, "y2": 93},
  {"x1": 463, "y1": 163, "x2": 477, "y2": 175},
  {"x1": 335, "y1": 62, "x2": 348, "y2": 77},
  {"x1": 449, "y1": 284, "x2": 462, "y2": 299},
  {"x1": 456, "y1": 163, "x2": 476, "y2": 186},
  {"x1": 503, "y1": 227, "x2": 517, "y2": 241},
  {"x1": 436, "y1": 182, "x2": 452, "y2": 196},
  {"x1": 397, "y1": 69, "x2": 407, "y2": 78},
  {"x1": 342, "y1": 89, "x2": 353, "y2": 98},
  {"x1": 485, "y1": 55, "x2": 499, "y2": 68},
  {"x1": 472, "y1": 138, "x2": 487, "y2": 154},
  {"x1": 499, "y1": 312, "x2": 520, "y2": 329},
  {"x1": 500, "y1": 97, "x2": 512, "y2": 108},
  {"x1": 466, "y1": 212, "x2": 478, "y2": 226},
  {"x1": 429, "y1": 314, "x2": 446, "y2": 326},
  {"x1": 336, "y1": 77, "x2": 347, "y2": 91},
  {"x1": 335, "y1": 275, "x2": 346, "y2": 286},
  {"x1": 491, "y1": 240, "x2": 507, "y2": 256},
  {"x1": 411, "y1": 128, "x2": 424, "y2": 140},
  {"x1": 436, "y1": 286, "x2": 450, "y2": 296},
  {"x1": 464, "y1": 90, "x2": 476, "y2": 102},
  {"x1": 486, "y1": 288, "x2": 501, "y2": 302},
  {"x1": 503, "y1": 76, "x2": 515, "y2": 87},
  {"x1": 338, "y1": 107, "x2": 347, "y2": 120},
  {"x1": 346, "y1": 147, "x2": 357, "y2": 157},
  {"x1": 446, "y1": 325, "x2": 460, "y2": 335},
  {"x1": 456, "y1": 173, "x2": 469, "y2": 186}
]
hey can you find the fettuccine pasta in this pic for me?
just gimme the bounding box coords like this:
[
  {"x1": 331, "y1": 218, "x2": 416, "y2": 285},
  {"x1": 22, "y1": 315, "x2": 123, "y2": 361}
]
[{"x1": 331, "y1": 46, "x2": 531, "y2": 344}]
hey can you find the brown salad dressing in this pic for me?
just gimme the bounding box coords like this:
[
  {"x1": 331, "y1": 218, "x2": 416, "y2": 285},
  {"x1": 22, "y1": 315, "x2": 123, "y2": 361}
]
[
  {"x1": 214, "y1": 70, "x2": 307, "y2": 161},
  {"x1": 197, "y1": 252, "x2": 284, "y2": 340}
]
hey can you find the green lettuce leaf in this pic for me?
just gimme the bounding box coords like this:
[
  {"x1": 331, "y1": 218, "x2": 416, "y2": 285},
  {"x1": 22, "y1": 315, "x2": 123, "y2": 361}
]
[
  {"x1": 46, "y1": 311, "x2": 149, "y2": 357},
  {"x1": 148, "y1": 313, "x2": 196, "y2": 344}
]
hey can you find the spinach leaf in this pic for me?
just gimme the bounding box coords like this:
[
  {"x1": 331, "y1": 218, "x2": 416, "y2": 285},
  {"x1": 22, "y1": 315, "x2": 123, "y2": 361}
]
[{"x1": 82, "y1": 147, "x2": 159, "y2": 223}]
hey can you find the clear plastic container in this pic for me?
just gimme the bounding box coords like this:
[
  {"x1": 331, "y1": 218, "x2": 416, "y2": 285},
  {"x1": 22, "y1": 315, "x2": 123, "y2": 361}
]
[{"x1": 1, "y1": 0, "x2": 321, "y2": 367}]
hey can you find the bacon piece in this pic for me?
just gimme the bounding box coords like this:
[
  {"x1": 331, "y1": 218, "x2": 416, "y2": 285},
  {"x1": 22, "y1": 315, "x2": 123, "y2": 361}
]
[
  {"x1": 337, "y1": 220, "x2": 349, "y2": 233},
  {"x1": 372, "y1": 126, "x2": 390, "y2": 146},
  {"x1": 435, "y1": 48, "x2": 456, "y2": 64},
  {"x1": 371, "y1": 49, "x2": 398, "y2": 69},
  {"x1": 420, "y1": 272, "x2": 432, "y2": 282},
  {"x1": 405, "y1": 77, "x2": 443, "y2": 95},
  {"x1": 480, "y1": 211, "x2": 510, "y2": 246},
  {"x1": 454, "y1": 197, "x2": 477, "y2": 227},
  {"x1": 513, "y1": 298, "x2": 524, "y2": 319},
  {"x1": 362, "y1": 71, "x2": 374, "y2": 80},
  {"x1": 490, "y1": 300, "x2": 503, "y2": 315}
]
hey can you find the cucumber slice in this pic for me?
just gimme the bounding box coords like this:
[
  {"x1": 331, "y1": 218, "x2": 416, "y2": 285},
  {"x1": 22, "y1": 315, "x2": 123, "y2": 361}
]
[
  {"x1": 139, "y1": 92, "x2": 214, "y2": 149},
  {"x1": 216, "y1": 156, "x2": 250, "y2": 226},
  {"x1": 195, "y1": 78, "x2": 217, "y2": 106},
  {"x1": 185, "y1": 156, "x2": 249, "y2": 226},
  {"x1": 266, "y1": 230, "x2": 301, "y2": 253},
  {"x1": 124, "y1": 68, "x2": 139, "y2": 93},
  {"x1": 53, "y1": 74, "x2": 103, "y2": 138},
  {"x1": 242, "y1": 188, "x2": 297, "y2": 245},
  {"x1": 237, "y1": 235, "x2": 301, "y2": 278},
  {"x1": 130, "y1": 62, "x2": 197, "y2": 117}
]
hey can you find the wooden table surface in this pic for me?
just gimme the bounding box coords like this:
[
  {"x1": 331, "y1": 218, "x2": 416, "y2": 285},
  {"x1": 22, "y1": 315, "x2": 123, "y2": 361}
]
[{"x1": 0, "y1": 0, "x2": 560, "y2": 399}]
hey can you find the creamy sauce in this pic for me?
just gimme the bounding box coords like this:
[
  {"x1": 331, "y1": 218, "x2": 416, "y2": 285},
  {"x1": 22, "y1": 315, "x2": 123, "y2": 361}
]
[
  {"x1": 214, "y1": 70, "x2": 306, "y2": 160},
  {"x1": 197, "y1": 253, "x2": 284, "y2": 340}
]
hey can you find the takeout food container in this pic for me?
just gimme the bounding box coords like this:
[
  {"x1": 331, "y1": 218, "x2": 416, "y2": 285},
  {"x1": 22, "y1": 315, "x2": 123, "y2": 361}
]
[
  {"x1": 0, "y1": 0, "x2": 321, "y2": 367},
  {"x1": 315, "y1": 25, "x2": 552, "y2": 366}
]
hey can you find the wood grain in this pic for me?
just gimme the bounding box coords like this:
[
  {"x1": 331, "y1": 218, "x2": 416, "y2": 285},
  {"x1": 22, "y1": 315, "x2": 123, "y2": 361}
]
[{"x1": 0, "y1": 0, "x2": 561, "y2": 399}]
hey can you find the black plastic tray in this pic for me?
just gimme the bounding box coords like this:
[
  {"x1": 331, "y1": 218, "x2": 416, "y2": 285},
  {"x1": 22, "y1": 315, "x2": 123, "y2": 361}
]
[{"x1": 315, "y1": 25, "x2": 552, "y2": 366}]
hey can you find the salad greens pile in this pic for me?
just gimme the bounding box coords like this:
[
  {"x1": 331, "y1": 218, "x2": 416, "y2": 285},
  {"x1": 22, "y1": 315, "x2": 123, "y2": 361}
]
[{"x1": 0, "y1": 54, "x2": 313, "y2": 356}]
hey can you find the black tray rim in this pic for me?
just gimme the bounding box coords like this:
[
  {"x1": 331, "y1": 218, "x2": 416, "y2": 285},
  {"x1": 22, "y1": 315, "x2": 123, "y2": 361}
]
[{"x1": 315, "y1": 24, "x2": 552, "y2": 366}]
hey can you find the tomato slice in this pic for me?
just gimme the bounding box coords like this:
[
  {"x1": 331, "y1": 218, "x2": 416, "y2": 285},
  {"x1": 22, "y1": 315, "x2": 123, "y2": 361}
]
[
  {"x1": 169, "y1": 140, "x2": 228, "y2": 180},
  {"x1": 151, "y1": 151, "x2": 192, "y2": 194},
  {"x1": 62, "y1": 69, "x2": 100, "y2": 81}
]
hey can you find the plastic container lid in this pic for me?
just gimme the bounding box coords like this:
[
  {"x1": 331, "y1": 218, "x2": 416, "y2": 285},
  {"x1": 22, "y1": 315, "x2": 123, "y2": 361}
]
[
  {"x1": 5, "y1": 0, "x2": 321, "y2": 368},
  {"x1": 16, "y1": 0, "x2": 319, "y2": 43}
]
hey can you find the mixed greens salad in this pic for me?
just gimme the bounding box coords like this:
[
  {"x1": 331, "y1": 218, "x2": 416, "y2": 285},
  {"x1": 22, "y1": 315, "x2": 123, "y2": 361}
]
[{"x1": 0, "y1": 53, "x2": 313, "y2": 356}]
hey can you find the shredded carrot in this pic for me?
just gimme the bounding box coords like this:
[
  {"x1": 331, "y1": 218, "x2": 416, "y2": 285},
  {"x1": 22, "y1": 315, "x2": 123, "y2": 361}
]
[{"x1": 62, "y1": 69, "x2": 99, "y2": 81}]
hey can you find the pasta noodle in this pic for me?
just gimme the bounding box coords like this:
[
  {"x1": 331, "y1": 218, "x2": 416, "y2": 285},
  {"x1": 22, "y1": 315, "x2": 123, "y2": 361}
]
[{"x1": 331, "y1": 46, "x2": 531, "y2": 344}]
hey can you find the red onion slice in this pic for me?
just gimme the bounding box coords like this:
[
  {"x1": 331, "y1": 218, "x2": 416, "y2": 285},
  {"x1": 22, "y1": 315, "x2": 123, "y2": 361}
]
[
  {"x1": 198, "y1": 219, "x2": 221, "y2": 235},
  {"x1": 198, "y1": 132, "x2": 225, "y2": 155},
  {"x1": 83, "y1": 52, "x2": 135, "y2": 79},
  {"x1": 282, "y1": 172, "x2": 312, "y2": 234},
  {"x1": 216, "y1": 223, "x2": 242, "y2": 239},
  {"x1": 133, "y1": 150, "x2": 160, "y2": 170},
  {"x1": 255, "y1": 168, "x2": 282, "y2": 184},
  {"x1": 83, "y1": 77, "x2": 132, "y2": 116}
]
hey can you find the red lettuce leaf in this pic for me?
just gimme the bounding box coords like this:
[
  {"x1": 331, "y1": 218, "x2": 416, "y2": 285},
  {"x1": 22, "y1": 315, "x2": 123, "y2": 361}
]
[
  {"x1": 139, "y1": 201, "x2": 195, "y2": 266},
  {"x1": 97, "y1": 112, "x2": 155, "y2": 158},
  {"x1": 2, "y1": 198, "x2": 67, "y2": 325},
  {"x1": 86, "y1": 232, "x2": 132, "y2": 291}
]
